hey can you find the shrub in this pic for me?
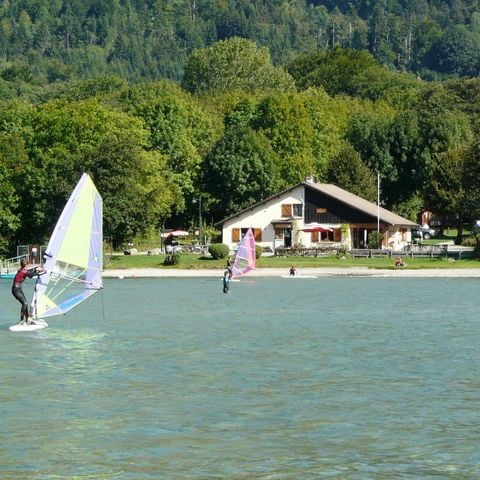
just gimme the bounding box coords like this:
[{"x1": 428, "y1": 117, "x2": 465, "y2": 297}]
[
  {"x1": 473, "y1": 239, "x2": 480, "y2": 258},
  {"x1": 208, "y1": 243, "x2": 229, "y2": 259},
  {"x1": 461, "y1": 235, "x2": 477, "y2": 247},
  {"x1": 163, "y1": 252, "x2": 182, "y2": 265},
  {"x1": 255, "y1": 244, "x2": 263, "y2": 258},
  {"x1": 367, "y1": 231, "x2": 382, "y2": 249}
]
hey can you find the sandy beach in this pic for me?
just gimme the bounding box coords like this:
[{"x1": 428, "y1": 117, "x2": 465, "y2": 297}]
[{"x1": 103, "y1": 267, "x2": 480, "y2": 278}]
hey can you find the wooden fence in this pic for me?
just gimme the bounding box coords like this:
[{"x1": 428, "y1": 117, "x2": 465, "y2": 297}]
[{"x1": 274, "y1": 245, "x2": 474, "y2": 259}]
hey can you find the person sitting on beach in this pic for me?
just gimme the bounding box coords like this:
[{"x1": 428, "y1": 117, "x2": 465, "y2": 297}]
[
  {"x1": 289, "y1": 266, "x2": 297, "y2": 276},
  {"x1": 395, "y1": 257, "x2": 405, "y2": 267}
]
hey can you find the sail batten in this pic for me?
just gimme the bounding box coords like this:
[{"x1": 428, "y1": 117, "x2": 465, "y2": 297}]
[
  {"x1": 231, "y1": 228, "x2": 256, "y2": 279},
  {"x1": 32, "y1": 173, "x2": 103, "y2": 320}
]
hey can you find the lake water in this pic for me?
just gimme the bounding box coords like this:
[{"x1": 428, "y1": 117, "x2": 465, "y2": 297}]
[{"x1": 1, "y1": 276, "x2": 479, "y2": 479}]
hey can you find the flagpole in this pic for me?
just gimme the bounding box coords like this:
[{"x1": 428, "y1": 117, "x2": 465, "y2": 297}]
[{"x1": 377, "y1": 172, "x2": 380, "y2": 234}]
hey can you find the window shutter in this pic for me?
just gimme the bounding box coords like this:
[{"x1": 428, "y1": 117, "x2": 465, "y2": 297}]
[
  {"x1": 254, "y1": 228, "x2": 262, "y2": 241},
  {"x1": 232, "y1": 228, "x2": 240, "y2": 242},
  {"x1": 281, "y1": 204, "x2": 292, "y2": 217}
]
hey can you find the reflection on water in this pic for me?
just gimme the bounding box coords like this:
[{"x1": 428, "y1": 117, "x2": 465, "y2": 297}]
[{"x1": 1, "y1": 277, "x2": 480, "y2": 479}]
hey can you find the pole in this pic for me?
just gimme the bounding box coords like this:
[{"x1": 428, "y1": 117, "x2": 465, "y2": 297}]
[
  {"x1": 198, "y1": 197, "x2": 202, "y2": 245},
  {"x1": 377, "y1": 172, "x2": 380, "y2": 234}
]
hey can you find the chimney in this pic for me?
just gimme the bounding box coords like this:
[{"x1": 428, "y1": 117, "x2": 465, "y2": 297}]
[{"x1": 305, "y1": 175, "x2": 316, "y2": 184}]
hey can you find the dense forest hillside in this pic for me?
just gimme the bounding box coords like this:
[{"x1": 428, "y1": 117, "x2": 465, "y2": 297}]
[
  {"x1": 1, "y1": 0, "x2": 480, "y2": 83},
  {"x1": 1, "y1": 2, "x2": 480, "y2": 255}
]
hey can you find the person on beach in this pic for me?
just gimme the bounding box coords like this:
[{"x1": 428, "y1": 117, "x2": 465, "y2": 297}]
[
  {"x1": 12, "y1": 258, "x2": 44, "y2": 324},
  {"x1": 223, "y1": 270, "x2": 230, "y2": 293},
  {"x1": 289, "y1": 265, "x2": 297, "y2": 276},
  {"x1": 395, "y1": 257, "x2": 406, "y2": 267}
]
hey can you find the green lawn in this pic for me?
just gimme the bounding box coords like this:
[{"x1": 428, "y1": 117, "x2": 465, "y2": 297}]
[{"x1": 104, "y1": 252, "x2": 480, "y2": 270}]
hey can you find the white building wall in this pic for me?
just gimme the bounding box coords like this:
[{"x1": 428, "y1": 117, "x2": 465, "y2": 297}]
[
  {"x1": 222, "y1": 186, "x2": 306, "y2": 251},
  {"x1": 221, "y1": 185, "x2": 414, "y2": 251}
]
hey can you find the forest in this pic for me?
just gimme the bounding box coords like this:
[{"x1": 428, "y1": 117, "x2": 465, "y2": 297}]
[{"x1": 1, "y1": 1, "x2": 480, "y2": 254}]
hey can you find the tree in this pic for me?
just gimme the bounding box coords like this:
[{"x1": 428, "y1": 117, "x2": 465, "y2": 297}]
[
  {"x1": 182, "y1": 37, "x2": 295, "y2": 94},
  {"x1": 118, "y1": 81, "x2": 219, "y2": 200},
  {"x1": 0, "y1": 133, "x2": 27, "y2": 254},
  {"x1": 426, "y1": 26, "x2": 480, "y2": 77},
  {"x1": 203, "y1": 126, "x2": 281, "y2": 220},
  {"x1": 254, "y1": 93, "x2": 316, "y2": 187},
  {"x1": 326, "y1": 144, "x2": 377, "y2": 202},
  {"x1": 86, "y1": 134, "x2": 181, "y2": 248},
  {"x1": 425, "y1": 146, "x2": 468, "y2": 242}
]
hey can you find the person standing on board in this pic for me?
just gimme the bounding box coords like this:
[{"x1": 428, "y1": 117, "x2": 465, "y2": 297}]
[
  {"x1": 289, "y1": 265, "x2": 297, "y2": 277},
  {"x1": 226, "y1": 257, "x2": 233, "y2": 279},
  {"x1": 223, "y1": 270, "x2": 230, "y2": 294},
  {"x1": 12, "y1": 258, "x2": 44, "y2": 325}
]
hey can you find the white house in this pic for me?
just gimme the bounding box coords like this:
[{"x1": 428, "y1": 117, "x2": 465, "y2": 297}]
[{"x1": 215, "y1": 180, "x2": 417, "y2": 252}]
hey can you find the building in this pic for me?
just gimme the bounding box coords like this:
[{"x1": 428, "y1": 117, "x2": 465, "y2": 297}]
[{"x1": 215, "y1": 180, "x2": 417, "y2": 252}]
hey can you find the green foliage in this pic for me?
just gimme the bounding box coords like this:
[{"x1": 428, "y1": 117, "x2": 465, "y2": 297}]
[
  {"x1": 182, "y1": 37, "x2": 295, "y2": 95},
  {"x1": 163, "y1": 252, "x2": 182, "y2": 266},
  {"x1": 326, "y1": 144, "x2": 377, "y2": 202},
  {"x1": 203, "y1": 124, "x2": 281, "y2": 219},
  {"x1": 367, "y1": 231, "x2": 382, "y2": 249},
  {"x1": 208, "y1": 243, "x2": 229, "y2": 260},
  {"x1": 255, "y1": 244, "x2": 263, "y2": 259}
]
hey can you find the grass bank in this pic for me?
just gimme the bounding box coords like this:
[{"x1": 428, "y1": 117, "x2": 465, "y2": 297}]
[{"x1": 104, "y1": 253, "x2": 480, "y2": 270}]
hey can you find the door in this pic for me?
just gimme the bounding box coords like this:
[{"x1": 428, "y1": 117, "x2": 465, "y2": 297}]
[{"x1": 284, "y1": 228, "x2": 292, "y2": 248}]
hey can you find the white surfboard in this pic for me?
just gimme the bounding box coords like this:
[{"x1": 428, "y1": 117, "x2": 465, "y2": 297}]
[
  {"x1": 9, "y1": 319, "x2": 48, "y2": 332},
  {"x1": 281, "y1": 275, "x2": 317, "y2": 279}
]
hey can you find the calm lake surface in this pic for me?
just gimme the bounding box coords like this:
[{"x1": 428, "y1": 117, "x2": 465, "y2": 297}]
[{"x1": 1, "y1": 276, "x2": 479, "y2": 479}]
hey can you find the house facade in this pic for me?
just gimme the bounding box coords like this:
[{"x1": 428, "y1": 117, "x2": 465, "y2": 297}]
[{"x1": 216, "y1": 181, "x2": 417, "y2": 252}]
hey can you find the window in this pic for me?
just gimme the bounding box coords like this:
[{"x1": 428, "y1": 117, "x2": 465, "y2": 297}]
[
  {"x1": 281, "y1": 204, "x2": 292, "y2": 217},
  {"x1": 281, "y1": 203, "x2": 302, "y2": 217},
  {"x1": 293, "y1": 204, "x2": 302, "y2": 217}
]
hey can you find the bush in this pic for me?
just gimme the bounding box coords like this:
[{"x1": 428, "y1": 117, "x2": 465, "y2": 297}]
[
  {"x1": 473, "y1": 239, "x2": 480, "y2": 258},
  {"x1": 163, "y1": 252, "x2": 182, "y2": 265},
  {"x1": 255, "y1": 244, "x2": 263, "y2": 258},
  {"x1": 367, "y1": 231, "x2": 382, "y2": 249},
  {"x1": 208, "y1": 243, "x2": 229, "y2": 259},
  {"x1": 461, "y1": 235, "x2": 477, "y2": 247}
]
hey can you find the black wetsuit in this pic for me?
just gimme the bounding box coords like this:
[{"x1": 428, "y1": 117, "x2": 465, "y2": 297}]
[
  {"x1": 223, "y1": 274, "x2": 230, "y2": 293},
  {"x1": 12, "y1": 267, "x2": 40, "y2": 322}
]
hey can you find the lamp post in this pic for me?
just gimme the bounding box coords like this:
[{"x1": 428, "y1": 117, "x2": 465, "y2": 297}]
[{"x1": 193, "y1": 197, "x2": 202, "y2": 244}]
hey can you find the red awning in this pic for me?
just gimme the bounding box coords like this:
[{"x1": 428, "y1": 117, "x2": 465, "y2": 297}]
[{"x1": 301, "y1": 224, "x2": 333, "y2": 233}]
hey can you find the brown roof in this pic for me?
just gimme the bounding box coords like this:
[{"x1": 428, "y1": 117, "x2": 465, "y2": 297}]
[
  {"x1": 309, "y1": 183, "x2": 417, "y2": 226},
  {"x1": 215, "y1": 182, "x2": 417, "y2": 227}
]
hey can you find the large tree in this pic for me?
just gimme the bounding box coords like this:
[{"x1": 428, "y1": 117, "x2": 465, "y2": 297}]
[
  {"x1": 326, "y1": 144, "x2": 377, "y2": 202},
  {"x1": 203, "y1": 126, "x2": 280, "y2": 220},
  {"x1": 182, "y1": 37, "x2": 295, "y2": 95}
]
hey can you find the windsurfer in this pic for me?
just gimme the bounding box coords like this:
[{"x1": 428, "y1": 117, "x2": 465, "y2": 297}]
[
  {"x1": 223, "y1": 270, "x2": 230, "y2": 293},
  {"x1": 12, "y1": 258, "x2": 44, "y2": 325},
  {"x1": 289, "y1": 265, "x2": 297, "y2": 276},
  {"x1": 226, "y1": 257, "x2": 233, "y2": 279}
]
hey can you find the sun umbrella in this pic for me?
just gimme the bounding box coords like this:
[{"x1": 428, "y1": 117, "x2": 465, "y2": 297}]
[{"x1": 301, "y1": 224, "x2": 333, "y2": 232}]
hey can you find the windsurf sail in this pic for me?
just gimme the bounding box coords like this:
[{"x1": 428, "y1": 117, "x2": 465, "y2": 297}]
[
  {"x1": 231, "y1": 228, "x2": 256, "y2": 278},
  {"x1": 32, "y1": 173, "x2": 103, "y2": 319}
]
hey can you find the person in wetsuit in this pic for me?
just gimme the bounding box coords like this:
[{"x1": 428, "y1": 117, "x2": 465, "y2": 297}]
[
  {"x1": 12, "y1": 258, "x2": 44, "y2": 325},
  {"x1": 223, "y1": 270, "x2": 230, "y2": 294}
]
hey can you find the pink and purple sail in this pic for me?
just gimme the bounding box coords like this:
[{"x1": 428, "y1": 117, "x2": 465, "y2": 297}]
[{"x1": 231, "y1": 228, "x2": 256, "y2": 279}]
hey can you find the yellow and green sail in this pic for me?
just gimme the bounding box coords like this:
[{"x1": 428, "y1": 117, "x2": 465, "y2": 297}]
[{"x1": 32, "y1": 173, "x2": 103, "y2": 319}]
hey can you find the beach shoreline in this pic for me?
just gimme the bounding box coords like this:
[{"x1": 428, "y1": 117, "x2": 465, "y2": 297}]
[{"x1": 103, "y1": 267, "x2": 480, "y2": 278}]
